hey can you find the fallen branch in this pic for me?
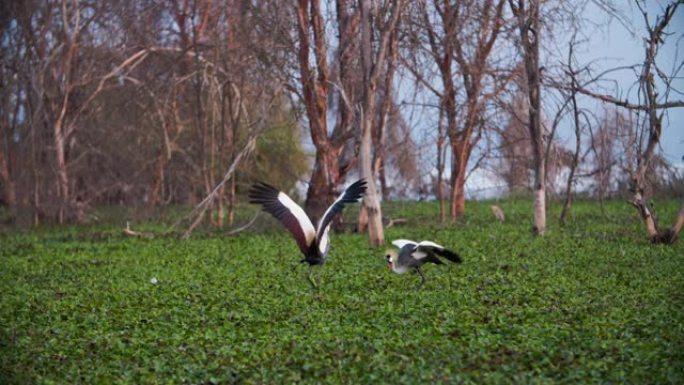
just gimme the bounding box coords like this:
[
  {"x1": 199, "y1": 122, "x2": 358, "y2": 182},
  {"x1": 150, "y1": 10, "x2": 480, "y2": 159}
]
[
  {"x1": 385, "y1": 218, "x2": 407, "y2": 228},
  {"x1": 171, "y1": 86, "x2": 281, "y2": 239},
  {"x1": 122, "y1": 221, "x2": 154, "y2": 238},
  {"x1": 175, "y1": 132, "x2": 260, "y2": 239},
  {"x1": 226, "y1": 213, "x2": 261, "y2": 235}
]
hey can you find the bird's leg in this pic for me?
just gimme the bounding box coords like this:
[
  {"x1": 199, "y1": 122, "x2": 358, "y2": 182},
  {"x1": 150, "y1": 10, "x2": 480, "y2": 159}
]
[{"x1": 415, "y1": 268, "x2": 426, "y2": 289}]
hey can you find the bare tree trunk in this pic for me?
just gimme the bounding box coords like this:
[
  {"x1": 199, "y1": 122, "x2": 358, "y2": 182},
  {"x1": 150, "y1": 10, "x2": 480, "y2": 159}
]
[
  {"x1": 374, "y1": 22, "x2": 398, "y2": 203},
  {"x1": 356, "y1": 195, "x2": 368, "y2": 233},
  {"x1": 305, "y1": 150, "x2": 342, "y2": 223},
  {"x1": 559, "y1": 123, "x2": 580, "y2": 226},
  {"x1": 420, "y1": 0, "x2": 505, "y2": 222},
  {"x1": 667, "y1": 204, "x2": 684, "y2": 244},
  {"x1": 54, "y1": 127, "x2": 70, "y2": 224},
  {"x1": 296, "y1": 0, "x2": 349, "y2": 224},
  {"x1": 511, "y1": 0, "x2": 545, "y2": 235},
  {"x1": 560, "y1": 42, "x2": 582, "y2": 226},
  {"x1": 359, "y1": 0, "x2": 382, "y2": 246},
  {"x1": 556, "y1": 2, "x2": 683, "y2": 243},
  {"x1": 360, "y1": 117, "x2": 384, "y2": 245},
  {"x1": 0, "y1": 144, "x2": 16, "y2": 223},
  {"x1": 436, "y1": 110, "x2": 446, "y2": 223},
  {"x1": 449, "y1": 141, "x2": 468, "y2": 220},
  {"x1": 227, "y1": 177, "x2": 236, "y2": 226},
  {"x1": 1, "y1": 178, "x2": 16, "y2": 223},
  {"x1": 629, "y1": 2, "x2": 683, "y2": 244},
  {"x1": 149, "y1": 149, "x2": 168, "y2": 207},
  {"x1": 357, "y1": 0, "x2": 402, "y2": 246},
  {"x1": 216, "y1": 186, "x2": 225, "y2": 228}
]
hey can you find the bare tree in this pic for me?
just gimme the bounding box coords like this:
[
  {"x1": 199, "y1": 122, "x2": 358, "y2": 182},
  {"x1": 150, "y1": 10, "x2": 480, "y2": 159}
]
[
  {"x1": 510, "y1": 0, "x2": 546, "y2": 235},
  {"x1": 358, "y1": 0, "x2": 404, "y2": 246},
  {"x1": 407, "y1": 0, "x2": 509, "y2": 221},
  {"x1": 559, "y1": 39, "x2": 586, "y2": 225},
  {"x1": 565, "y1": 1, "x2": 684, "y2": 243},
  {"x1": 628, "y1": 1, "x2": 684, "y2": 243},
  {"x1": 294, "y1": 0, "x2": 359, "y2": 224}
]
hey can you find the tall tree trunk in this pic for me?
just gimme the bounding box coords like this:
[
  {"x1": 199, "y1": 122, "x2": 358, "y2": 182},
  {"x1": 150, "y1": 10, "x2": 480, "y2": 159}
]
[
  {"x1": 628, "y1": 2, "x2": 683, "y2": 244},
  {"x1": 54, "y1": 127, "x2": 70, "y2": 224},
  {"x1": 512, "y1": 0, "x2": 545, "y2": 235},
  {"x1": 149, "y1": 150, "x2": 168, "y2": 207},
  {"x1": 227, "y1": 176, "x2": 236, "y2": 226},
  {"x1": 449, "y1": 140, "x2": 469, "y2": 220},
  {"x1": 531, "y1": 150, "x2": 546, "y2": 234},
  {"x1": 360, "y1": 0, "x2": 383, "y2": 246},
  {"x1": 296, "y1": 0, "x2": 344, "y2": 224},
  {"x1": 360, "y1": 115, "x2": 384, "y2": 246},
  {"x1": 1, "y1": 180, "x2": 16, "y2": 223},
  {"x1": 559, "y1": 132, "x2": 580, "y2": 226},
  {"x1": 436, "y1": 109, "x2": 447, "y2": 223},
  {"x1": 305, "y1": 149, "x2": 342, "y2": 224},
  {"x1": 560, "y1": 44, "x2": 582, "y2": 226},
  {"x1": 0, "y1": 147, "x2": 16, "y2": 223},
  {"x1": 356, "y1": 0, "x2": 402, "y2": 246}
]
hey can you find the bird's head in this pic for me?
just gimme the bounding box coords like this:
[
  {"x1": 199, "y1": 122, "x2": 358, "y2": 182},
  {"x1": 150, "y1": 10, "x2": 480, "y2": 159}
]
[{"x1": 385, "y1": 249, "x2": 398, "y2": 270}]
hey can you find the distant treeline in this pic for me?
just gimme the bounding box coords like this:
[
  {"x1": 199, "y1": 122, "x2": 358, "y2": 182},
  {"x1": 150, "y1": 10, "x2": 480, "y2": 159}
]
[{"x1": 0, "y1": 0, "x2": 681, "y2": 240}]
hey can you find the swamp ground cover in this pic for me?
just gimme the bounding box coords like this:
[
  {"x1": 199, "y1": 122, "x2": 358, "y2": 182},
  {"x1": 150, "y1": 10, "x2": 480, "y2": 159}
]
[{"x1": 1, "y1": 199, "x2": 683, "y2": 384}]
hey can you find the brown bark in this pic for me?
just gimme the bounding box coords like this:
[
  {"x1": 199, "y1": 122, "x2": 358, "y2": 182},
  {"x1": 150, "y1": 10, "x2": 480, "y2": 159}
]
[
  {"x1": 628, "y1": 2, "x2": 682, "y2": 244},
  {"x1": 436, "y1": 110, "x2": 447, "y2": 223},
  {"x1": 0, "y1": 130, "x2": 16, "y2": 222},
  {"x1": 511, "y1": 0, "x2": 545, "y2": 235},
  {"x1": 357, "y1": 0, "x2": 403, "y2": 246},
  {"x1": 296, "y1": 0, "x2": 348, "y2": 223},
  {"x1": 149, "y1": 149, "x2": 168, "y2": 207},
  {"x1": 449, "y1": 140, "x2": 470, "y2": 219},
  {"x1": 422, "y1": 0, "x2": 506, "y2": 221}
]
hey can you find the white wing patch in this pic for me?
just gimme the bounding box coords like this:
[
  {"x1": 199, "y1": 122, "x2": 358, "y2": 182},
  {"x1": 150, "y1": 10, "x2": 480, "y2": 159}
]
[
  {"x1": 412, "y1": 250, "x2": 429, "y2": 260},
  {"x1": 277, "y1": 192, "x2": 316, "y2": 246},
  {"x1": 317, "y1": 226, "x2": 330, "y2": 256},
  {"x1": 392, "y1": 239, "x2": 418, "y2": 249},
  {"x1": 417, "y1": 240, "x2": 445, "y2": 250}
]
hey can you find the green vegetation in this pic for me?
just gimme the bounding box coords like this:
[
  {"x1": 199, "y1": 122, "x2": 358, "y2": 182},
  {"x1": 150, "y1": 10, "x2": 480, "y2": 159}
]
[{"x1": 1, "y1": 200, "x2": 683, "y2": 384}]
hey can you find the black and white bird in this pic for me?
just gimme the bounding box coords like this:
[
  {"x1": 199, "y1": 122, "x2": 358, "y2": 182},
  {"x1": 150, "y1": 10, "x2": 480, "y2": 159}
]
[
  {"x1": 386, "y1": 239, "x2": 462, "y2": 287},
  {"x1": 248, "y1": 179, "x2": 367, "y2": 266}
]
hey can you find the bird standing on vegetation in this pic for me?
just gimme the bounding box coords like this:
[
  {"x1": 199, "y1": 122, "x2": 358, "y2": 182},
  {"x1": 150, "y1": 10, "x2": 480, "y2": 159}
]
[
  {"x1": 249, "y1": 179, "x2": 367, "y2": 269},
  {"x1": 386, "y1": 239, "x2": 462, "y2": 288}
]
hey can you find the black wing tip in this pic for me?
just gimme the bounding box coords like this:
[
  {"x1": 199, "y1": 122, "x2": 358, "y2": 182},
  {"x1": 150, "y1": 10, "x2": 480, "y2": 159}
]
[
  {"x1": 248, "y1": 182, "x2": 280, "y2": 203},
  {"x1": 345, "y1": 179, "x2": 368, "y2": 200},
  {"x1": 249, "y1": 181, "x2": 278, "y2": 192},
  {"x1": 440, "y1": 248, "x2": 463, "y2": 264}
]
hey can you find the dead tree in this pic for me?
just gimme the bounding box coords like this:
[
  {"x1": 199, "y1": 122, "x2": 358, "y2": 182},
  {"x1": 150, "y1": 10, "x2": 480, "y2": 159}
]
[
  {"x1": 510, "y1": 0, "x2": 546, "y2": 235},
  {"x1": 629, "y1": 1, "x2": 684, "y2": 243},
  {"x1": 564, "y1": 1, "x2": 684, "y2": 243},
  {"x1": 408, "y1": 0, "x2": 509, "y2": 221},
  {"x1": 559, "y1": 38, "x2": 585, "y2": 225},
  {"x1": 358, "y1": 0, "x2": 404, "y2": 246}
]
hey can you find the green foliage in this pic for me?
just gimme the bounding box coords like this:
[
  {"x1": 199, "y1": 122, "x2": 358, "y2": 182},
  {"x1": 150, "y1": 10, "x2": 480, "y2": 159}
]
[
  {"x1": 1, "y1": 200, "x2": 683, "y2": 384},
  {"x1": 240, "y1": 100, "x2": 310, "y2": 196}
]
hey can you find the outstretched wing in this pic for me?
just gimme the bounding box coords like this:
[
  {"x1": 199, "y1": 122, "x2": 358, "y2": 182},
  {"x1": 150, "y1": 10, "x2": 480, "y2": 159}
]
[
  {"x1": 392, "y1": 239, "x2": 418, "y2": 250},
  {"x1": 249, "y1": 182, "x2": 316, "y2": 255},
  {"x1": 416, "y1": 240, "x2": 462, "y2": 263},
  {"x1": 316, "y1": 179, "x2": 367, "y2": 240}
]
